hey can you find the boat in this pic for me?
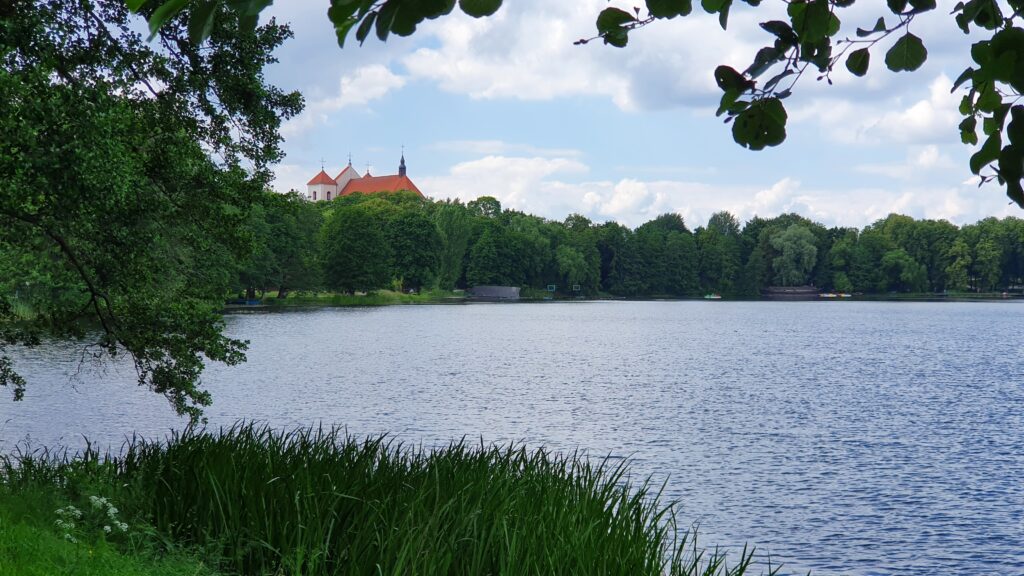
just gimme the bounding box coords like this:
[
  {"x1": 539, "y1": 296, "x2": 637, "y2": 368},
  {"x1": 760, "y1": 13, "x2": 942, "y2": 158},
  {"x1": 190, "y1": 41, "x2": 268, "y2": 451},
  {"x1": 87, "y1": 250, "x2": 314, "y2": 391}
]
[{"x1": 703, "y1": 294, "x2": 722, "y2": 300}]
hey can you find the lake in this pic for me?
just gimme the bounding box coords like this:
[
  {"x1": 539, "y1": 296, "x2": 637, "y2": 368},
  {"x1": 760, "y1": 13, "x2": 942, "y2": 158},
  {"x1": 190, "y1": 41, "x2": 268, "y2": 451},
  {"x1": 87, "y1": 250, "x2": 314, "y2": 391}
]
[{"x1": 2, "y1": 301, "x2": 1022, "y2": 575}]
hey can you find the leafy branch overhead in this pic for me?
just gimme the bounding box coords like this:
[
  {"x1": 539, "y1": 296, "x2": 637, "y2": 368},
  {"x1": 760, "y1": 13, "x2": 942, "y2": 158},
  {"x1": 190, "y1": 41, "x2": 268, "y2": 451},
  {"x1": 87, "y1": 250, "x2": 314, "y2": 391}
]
[{"x1": 131, "y1": 0, "x2": 1024, "y2": 207}]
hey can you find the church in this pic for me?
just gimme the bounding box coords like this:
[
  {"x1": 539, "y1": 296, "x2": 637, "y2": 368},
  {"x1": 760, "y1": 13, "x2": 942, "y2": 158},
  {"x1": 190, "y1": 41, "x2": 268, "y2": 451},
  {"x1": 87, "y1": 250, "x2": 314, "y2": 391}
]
[{"x1": 306, "y1": 153, "x2": 423, "y2": 202}]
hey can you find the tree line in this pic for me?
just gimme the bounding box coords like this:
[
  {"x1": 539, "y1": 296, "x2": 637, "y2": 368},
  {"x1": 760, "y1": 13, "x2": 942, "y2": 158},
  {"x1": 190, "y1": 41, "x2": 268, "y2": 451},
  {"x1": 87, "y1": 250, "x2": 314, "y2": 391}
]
[{"x1": 240, "y1": 190, "x2": 1024, "y2": 299}]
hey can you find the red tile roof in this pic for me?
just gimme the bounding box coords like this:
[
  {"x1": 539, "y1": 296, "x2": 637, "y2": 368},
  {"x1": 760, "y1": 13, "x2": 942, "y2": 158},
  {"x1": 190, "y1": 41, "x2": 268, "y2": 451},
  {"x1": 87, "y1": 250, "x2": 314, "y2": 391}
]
[
  {"x1": 307, "y1": 169, "x2": 337, "y2": 186},
  {"x1": 341, "y1": 175, "x2": 423, "y2": 197},
  {"x1": 334, "y1": 165, "x2": 356, "y2": 181}
]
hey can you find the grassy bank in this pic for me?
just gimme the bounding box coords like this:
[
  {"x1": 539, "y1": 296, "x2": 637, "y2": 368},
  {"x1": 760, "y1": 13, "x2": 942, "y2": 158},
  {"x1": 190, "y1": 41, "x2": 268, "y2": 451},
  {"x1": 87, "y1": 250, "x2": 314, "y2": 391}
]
[
  {"x1": 0, "y1": 485, "x2": 218, "y2": 575},
  {"x1": 1, "y1": 424, "x2": 774, "y2": 576},
  {"x1": 251, "y1": 289, "x2": 465, "y2": 307}
]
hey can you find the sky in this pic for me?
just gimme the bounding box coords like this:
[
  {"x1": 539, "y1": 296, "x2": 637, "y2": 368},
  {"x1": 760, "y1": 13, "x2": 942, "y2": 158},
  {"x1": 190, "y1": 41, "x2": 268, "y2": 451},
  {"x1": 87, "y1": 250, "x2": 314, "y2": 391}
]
[{"x1": 260, "y1": 1, "x2": 1020, "y2": 229}]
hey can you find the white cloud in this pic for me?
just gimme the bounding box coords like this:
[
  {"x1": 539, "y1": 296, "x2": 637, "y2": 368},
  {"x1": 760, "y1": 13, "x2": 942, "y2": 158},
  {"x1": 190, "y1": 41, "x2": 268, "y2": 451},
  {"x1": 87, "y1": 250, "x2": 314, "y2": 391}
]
[
  {"x1": 792, "y1": 74, "x2": 961, "y2": 145},
  {"x1": 281, "y1": 65, "x2": 407, "y2": 138},
  {"x1": 270, "y1": 163, "x2": 308, "y2": 195},
  {"x1": 420, "y1": 155, "x2": 589, "y2": 211},
  {"x1": 400, "y1": 2, "x2": 778, "y2": 112},
  {"x1": 430, "y1": 140, "x2": 583, "y2": 158},
  {"x1": 856, "y1": 145, "x2": 956, "y2": 180},
  {"x1": 419, "y1": 153, "x2": 1016, "y2": 229}
]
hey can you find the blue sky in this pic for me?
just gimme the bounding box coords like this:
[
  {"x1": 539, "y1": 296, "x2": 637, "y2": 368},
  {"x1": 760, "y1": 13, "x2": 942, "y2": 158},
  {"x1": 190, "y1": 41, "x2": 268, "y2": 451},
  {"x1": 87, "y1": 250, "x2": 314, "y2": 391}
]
[{"x1": 262, "y1": 1, "x2": 1018, "y2": 229}]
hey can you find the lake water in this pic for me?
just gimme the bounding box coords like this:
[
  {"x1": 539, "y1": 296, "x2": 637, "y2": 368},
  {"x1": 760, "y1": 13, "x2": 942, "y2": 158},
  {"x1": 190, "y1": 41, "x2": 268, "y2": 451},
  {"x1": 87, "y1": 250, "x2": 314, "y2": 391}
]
[{"x1": 2, "y1": 301, "x2": 1023, "y2": 575}]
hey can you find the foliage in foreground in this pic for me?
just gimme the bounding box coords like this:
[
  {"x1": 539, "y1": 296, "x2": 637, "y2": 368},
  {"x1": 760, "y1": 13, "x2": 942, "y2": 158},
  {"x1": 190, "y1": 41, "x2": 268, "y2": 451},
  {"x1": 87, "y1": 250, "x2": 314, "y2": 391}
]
[
  {"x1": 2, "y1": 424, "x2": 779, "y2": 576},
  {"x1": 0, "y1": 0, "x2": 302, "y2": 418},
  {"x1": 0, "y1": 487, "x2": 219, "y2": 576}
]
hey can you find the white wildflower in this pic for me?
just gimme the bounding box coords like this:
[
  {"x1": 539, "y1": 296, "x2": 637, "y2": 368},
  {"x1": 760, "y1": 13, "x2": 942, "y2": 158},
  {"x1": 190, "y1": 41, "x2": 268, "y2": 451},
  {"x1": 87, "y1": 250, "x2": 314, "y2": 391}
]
[
  {"x1": 116, "y1": 521, "x2": 128, "y2": 532},
  {"x1": 64, "y1": 534, "x2": 78, "y2": 544},
  {"x1": 103, "y1": 525, "x2": 112, "y2": 534}
]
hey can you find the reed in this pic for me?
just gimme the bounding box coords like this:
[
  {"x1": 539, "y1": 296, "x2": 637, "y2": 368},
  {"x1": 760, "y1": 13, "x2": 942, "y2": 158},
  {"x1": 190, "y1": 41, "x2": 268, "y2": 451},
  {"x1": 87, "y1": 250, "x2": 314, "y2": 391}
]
[{"x1": 3, "y1": 424, "x2": 776, "y2": 576}]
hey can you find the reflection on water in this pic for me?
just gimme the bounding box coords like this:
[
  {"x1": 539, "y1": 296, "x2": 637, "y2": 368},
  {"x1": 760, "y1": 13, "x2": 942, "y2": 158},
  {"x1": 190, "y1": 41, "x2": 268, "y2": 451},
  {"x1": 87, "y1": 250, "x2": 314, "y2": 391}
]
[{"x1": 3, "y1": 301, "x2": 1023, "y2": 575}]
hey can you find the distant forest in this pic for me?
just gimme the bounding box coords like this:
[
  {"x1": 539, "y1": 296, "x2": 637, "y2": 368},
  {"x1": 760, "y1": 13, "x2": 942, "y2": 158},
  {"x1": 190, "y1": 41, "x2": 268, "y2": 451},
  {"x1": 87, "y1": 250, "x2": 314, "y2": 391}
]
[{"x1": 240, "y1": 190, "x2": 1024, "y2": 299}]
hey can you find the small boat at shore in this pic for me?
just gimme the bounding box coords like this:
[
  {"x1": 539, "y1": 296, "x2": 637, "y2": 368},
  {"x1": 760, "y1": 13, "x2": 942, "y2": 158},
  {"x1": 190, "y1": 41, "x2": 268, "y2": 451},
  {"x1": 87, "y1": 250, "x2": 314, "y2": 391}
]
[{"x1": 703, "y1": 294, "x2": 722, "y2": 300}]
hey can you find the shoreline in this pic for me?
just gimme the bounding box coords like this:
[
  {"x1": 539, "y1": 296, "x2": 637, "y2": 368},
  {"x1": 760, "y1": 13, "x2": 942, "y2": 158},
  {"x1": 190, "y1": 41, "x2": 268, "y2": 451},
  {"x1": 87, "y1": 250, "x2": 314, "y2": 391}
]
[{"x1": 222, "y1": 290, "x2": 1023, "y2": 311}]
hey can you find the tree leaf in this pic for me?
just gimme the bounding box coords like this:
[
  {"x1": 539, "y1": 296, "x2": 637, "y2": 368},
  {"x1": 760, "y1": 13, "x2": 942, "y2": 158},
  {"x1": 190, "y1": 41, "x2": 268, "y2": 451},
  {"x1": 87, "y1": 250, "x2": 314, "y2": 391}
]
[
  {"x1": 597, "y1": 7, "x2": 636, "y2": 34},
  {"x1": 147, "y1": 0, "x2": 188, "y2": 40},
  {"x1": 885, "y1": 33, "x2": 927, "y2": 72},
  {"x1": 187, "y1": 0, "x2": 217, "y2": 44},
  {"x1": 789, "y1": 0, "x2": 830, "y2": 43},
  {"x1": 856, "y1": 17, "x2": 886, "y2": 37},
  {"x1": 646, "y1": 0, "x2": 693, "y2": 19},
  {"x1": 1007, "y1": 105, "x2": 1024, "y2": 146},
  {"x1": 846, "y1": 48, "x2": 870, "y2": 76},
  {"x1": 714, "y1": 65, "x2": 753, "y2": 92},
  {"x1": 951, "y1": 67, "x2": 974, "y2": 91},
  {"x1": 970, "y1": 131, "x2": 1001, "y2": 174},
  {"x1": 355, "y1": 11, "x2": 377, "y2": 45},
  {"x1": 759, "y1": 20, "x2": 797, "y2": 46},
  {"x1": 887, "y1": 0, "x2": 908, "y2": 13},
  {"x1": 960, "y1": 116, "x2": 978, "y2": 145},
  {"x1": 732, "y1": 97, "x2": 787, "y2": 150},
  {"x1": 458, "y1": 0, "x2": 502, "y2": 18}
]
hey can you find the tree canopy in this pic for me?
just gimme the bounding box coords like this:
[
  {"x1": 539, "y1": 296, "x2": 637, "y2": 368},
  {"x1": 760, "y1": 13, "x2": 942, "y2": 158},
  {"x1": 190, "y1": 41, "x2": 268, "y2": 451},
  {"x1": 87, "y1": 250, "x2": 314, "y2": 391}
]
[
  {"x1": 0, "y1": 0, "x2": 301, "y2": 419},
  {"x1": 132, "y1": 0, "x2": 1024, "y2": 208},
  {"x1": 237, "y1": 188, "x2": 1024, "y2": 300}
]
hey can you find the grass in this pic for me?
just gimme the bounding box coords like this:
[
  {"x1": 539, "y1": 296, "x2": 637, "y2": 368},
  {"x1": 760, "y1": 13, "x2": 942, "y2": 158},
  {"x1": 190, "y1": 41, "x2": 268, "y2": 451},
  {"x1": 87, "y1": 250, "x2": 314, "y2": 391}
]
[
  {"x1": 259, "y1": 288, "x2": 464, "y2": 307},
  {"x1": 0, "y1": 484, "x2": 219, "y2": 576},
  {"x1": 2, "y1": 424, "x2": 778, "y2": 576}
]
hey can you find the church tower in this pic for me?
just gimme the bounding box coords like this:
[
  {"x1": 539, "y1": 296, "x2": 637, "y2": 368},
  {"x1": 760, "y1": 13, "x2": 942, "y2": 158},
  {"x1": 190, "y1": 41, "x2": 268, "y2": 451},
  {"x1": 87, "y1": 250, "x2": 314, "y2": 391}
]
[{"x1": 398, "y1": 152, "x2": 407, "y2": 177}]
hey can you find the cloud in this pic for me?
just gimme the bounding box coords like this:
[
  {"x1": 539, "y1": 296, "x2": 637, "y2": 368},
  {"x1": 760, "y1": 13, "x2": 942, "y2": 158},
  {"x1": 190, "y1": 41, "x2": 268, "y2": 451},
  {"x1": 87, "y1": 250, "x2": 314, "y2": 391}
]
[
  {"x1": 792, "y1": 74, "x2": 961, "y2": 145},
  {"x1": 281, "y1": 65, "x2": 407, "y2": 138},
  {"x1": 856, "y1": 145, "x2": 957, "y2": 180},
  {"x1": 430, "y1": 140, "x2": 583, "y2": 158},
  {"x1": 417, "y1": 152, "x2": 1016, "y2": 229},
  {"x1": 400, "y1": 2, "x2": 779, "y2": 112},
  {"x1": 419, "y1": 155, "x2": 589, "y2": 211},
  {"x1": 269, "y1": 163, "x2": 308, "y2": 195}
]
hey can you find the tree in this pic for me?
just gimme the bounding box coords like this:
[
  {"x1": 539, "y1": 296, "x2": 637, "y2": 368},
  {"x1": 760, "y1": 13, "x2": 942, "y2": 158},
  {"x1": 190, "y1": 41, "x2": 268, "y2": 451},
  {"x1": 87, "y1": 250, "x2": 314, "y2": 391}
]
[
  {"x1": 236, "y1": 192, "x2": 322, "y2": 299},
  {"x1": 880, "y1": 248, "x2": 928, "y2": 292},
  {"x1": 1, "y1": 0, "x2": 301, "y2": 419},
  {"x1": 139, "y1": 0, "x2": 1024, "y2": 207},
  {"x1": 466, "y1": 226, "x2": 503, "y2": 286},
  {"x1": 388, "y1": 209, "x2": 442, "y2": 292},
  {"x1": 432, "y1": 201, "x2": 473, "y2": 290},
  {"x1": 770, "y1": 224, "x2": 818, "y2": 287},
  {"x1": 265, "y1": 192, "x2": 324, "y2": 298},
  {"x1": 945, "y1": 236, "x2": 973, "y2": 292},
  {"x1": 467, "y1": 196, "x2": 502, "y2": 219},
  {"x1": 697, "y1": 211, "x2": 741, "y2": 296},
  {"x1": 320, "y1": 204, "x2": 392, "y2": 293},
  {"x1": 974, "y1": 236, "x2": 1003, "y2": 291},
  {"x1": 555, "y1": 245, "x2": 588, "y2": 290}
]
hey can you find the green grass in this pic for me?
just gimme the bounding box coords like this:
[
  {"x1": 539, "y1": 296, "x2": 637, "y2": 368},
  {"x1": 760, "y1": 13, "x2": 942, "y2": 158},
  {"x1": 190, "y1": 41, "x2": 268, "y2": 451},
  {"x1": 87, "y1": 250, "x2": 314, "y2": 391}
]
[
  {"x1": 0, "y1": 484, "x2": 219, "y2": 576},
  {"x1": 261, "y1": 288, "x2": 464, "y2": 307},
  {"x1": 2, "y1": 424, "x2": 778, "y2": 576}
]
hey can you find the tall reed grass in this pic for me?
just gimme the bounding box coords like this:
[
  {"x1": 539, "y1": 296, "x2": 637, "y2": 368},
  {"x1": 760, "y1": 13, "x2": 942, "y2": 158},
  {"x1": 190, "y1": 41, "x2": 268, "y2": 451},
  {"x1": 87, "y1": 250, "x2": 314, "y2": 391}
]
[{"x1": 3, "y1": 424, "x2": 776, "y2": 576}]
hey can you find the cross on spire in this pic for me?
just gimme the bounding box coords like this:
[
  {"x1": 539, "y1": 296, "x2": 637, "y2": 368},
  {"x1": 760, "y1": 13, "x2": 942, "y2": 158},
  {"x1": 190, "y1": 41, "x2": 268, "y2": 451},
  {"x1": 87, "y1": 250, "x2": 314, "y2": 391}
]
[{"x1": 320, "y1": 157, "x2": 325, "y2": 171}]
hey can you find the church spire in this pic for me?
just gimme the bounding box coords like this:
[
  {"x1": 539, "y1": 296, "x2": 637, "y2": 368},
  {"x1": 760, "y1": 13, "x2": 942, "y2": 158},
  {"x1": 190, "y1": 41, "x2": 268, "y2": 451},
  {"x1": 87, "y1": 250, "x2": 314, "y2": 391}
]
[{"x1": 398, "y1": 147, "x2": 407, "y2": 177}]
